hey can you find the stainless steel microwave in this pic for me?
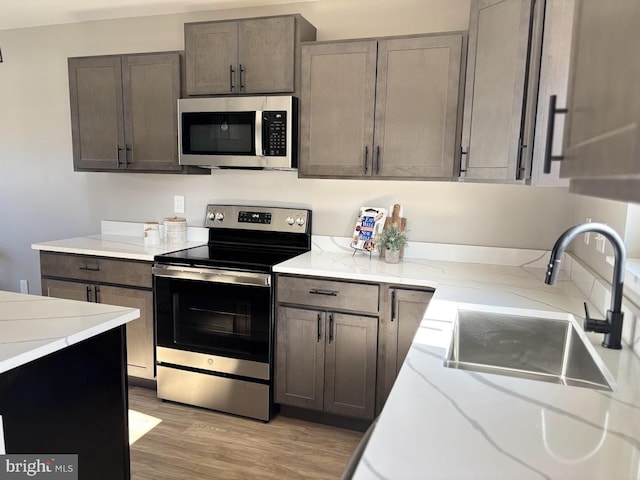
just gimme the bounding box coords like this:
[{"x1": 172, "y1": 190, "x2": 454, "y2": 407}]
[{"x1": 178, "y1": 95, "x2": 297, "y2": 170}]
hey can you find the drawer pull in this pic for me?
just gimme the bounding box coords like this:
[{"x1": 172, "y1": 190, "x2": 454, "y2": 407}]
[
  {"x1": 309, "y1": 289, "x2": 338, "y2": 297},
  {"x1": 79, "y1": 265, "x2": 100, "y2": 272}
]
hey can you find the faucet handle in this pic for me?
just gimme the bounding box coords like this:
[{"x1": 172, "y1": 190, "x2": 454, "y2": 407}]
[{"x1": 583, "y1": 301, "x2": 611, "y2": 334}]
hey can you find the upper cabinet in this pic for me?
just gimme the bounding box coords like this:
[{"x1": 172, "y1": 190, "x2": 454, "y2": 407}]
[
  {"x1": 68, "y1": 52, "x2": 198, "y2": 173},
  {"x1": 460, "y1": 0, "x2": 537, "y2": 182},
  {"x1": 184, "y1": 15, "x2": 316, "y2": 96},
  {"x1": 553, "y1": 0, "x2": 640, "y2": 203},
  {"x1": 299, "y1": 34, "x2": 465, "y2": 179}
]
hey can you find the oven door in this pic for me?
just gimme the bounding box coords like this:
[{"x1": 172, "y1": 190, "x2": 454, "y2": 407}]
[{"x1": 154, "y1": 265, "x2": 272, "y2": 365}]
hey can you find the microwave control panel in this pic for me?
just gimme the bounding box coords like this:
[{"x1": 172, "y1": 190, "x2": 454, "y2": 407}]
[{"x1": 263, "y1": 111, "x2": 287, "y2": 157}]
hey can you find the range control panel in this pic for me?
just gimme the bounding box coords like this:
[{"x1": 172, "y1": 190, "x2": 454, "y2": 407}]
[{"x1": 205, "y1": 204, "x2": 310, "y2": 233}]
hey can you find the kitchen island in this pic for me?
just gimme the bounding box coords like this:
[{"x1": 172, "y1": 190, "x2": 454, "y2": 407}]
[
  {"x1": 274, "y1": 247, "x2": 640, "y2": 479},
  {"x1": 0, "y1": 290, "x2": 139, "y2": 480}
]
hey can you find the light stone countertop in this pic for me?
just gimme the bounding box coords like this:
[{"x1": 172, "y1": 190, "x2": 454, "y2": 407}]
[
  {"x1": 31, "y1": 221, "x2": 208, "y2": 261},
  {"x1": 0, "y1": 291, "x2": 139, "y2": 374},
  {"x1": 274, "y1": 250, "x2": 640, "y2": 480}
]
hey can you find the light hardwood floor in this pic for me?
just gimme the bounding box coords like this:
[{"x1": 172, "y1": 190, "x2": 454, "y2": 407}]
[{"x1": 129, "y1": 386, "x2": 363, "y2": 480}]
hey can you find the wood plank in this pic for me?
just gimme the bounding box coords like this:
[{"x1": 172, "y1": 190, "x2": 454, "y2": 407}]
[{"x1": 129, "y1": 386, "x2": 362, "y2": 480}]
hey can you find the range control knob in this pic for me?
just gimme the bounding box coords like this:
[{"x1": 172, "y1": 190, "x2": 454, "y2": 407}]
[
  {"x1": 296, "y1": 217, "x2": 305, "y2": 226},
  {"x1": 207, "y1": 212, "x2": 215, "y2": 221},
  {"x1": 286, "y1": 216, "x2": 295, "y2": 225},
  {"x1": 214, "y1": 212, "x2": 224, "y2": 221}
]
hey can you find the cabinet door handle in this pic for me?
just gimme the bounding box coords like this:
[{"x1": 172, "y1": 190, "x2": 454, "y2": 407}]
[
  {"x1": 94, "y1": 285, "x2": 100, "y2": 303},
  {"x1": 309, "y1": 289, "x2": 338, "y2": 297},
  {"x1": 86, "y1": 285, "x2": 92, "y2": 302},
  {"x1": 543, "y1": 95, "x2": 568, "y2": 174},
  {"x1": 391, "y1": 289, "x2": 397, "y2": 322},
  {"x1": 364, "y1": 146, "x2": 369, "y2": 174},
  {"x1": 229, "y1": 65, "x2": 235, "y2": 92},
  {"x1": 239, "y1": 64, "x2": 245, "y2": 90},
  {"x1": 328, "y1": 313, "x2": 334, "y2": 343},
  {"x1": 317, "y1": 313, "x2": 322, "y2": 342},
  {"x1": 79, "y1": 265, "x2": 100, "y2": 272},
  {"x1": 116, "y1": 145, "x2": 124, "y2": 167},
  {"x1": 125, "y1": 144, "x2": 132, "y2": 166},
  {"x1": 376, "y1": 146, "x2": 381, "y2": 175}
]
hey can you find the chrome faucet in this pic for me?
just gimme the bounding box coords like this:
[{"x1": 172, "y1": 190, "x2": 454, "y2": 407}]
[{"x1": 545, "y1": 222, "x2": 626, "y2": 349}]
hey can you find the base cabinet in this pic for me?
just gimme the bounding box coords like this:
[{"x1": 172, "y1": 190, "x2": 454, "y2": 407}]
[
  {"x1": 275, "y1": 306, "x2": 377, "y2": 420},
  {"x1": 40, "y1": 252, "x2": 155, "y2": 381},
  {"x1": 275, "y1": 274, "x2": 434, "y2": 423}
]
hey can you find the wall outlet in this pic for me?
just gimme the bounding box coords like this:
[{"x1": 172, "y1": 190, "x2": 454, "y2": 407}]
[
  {"x1": 174, "y1": 195, "x2": 185, "y2": 214},
  {"x1": 19, "y1": 280, "x2": 29, "y2": 294},
  {"x1": 584, "y1": 217, "x2": 592, "y2": 244}
]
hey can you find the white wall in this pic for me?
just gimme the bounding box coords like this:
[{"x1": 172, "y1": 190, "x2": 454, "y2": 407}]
[{"x1": 0, "y1": 0, "x2": 577, "y2": 294}]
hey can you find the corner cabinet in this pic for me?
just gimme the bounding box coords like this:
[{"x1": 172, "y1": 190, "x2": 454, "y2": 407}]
[
  {"x1": 68, "y1": 52, "x2": 203, "y2": 173},
  {"x1": 299, "y1": 33, "x2": 465, "y2": 179},
  {"x1": 184, "y1": 15, "x2": 316, "y2": 96},
  {"x1": 460, "y1": 0, "x2": 539, "y2": 182},
  {"x1": 39, "y1": 252, "x2": 155, "y2": 381},
  {"x1": 553, "y1": 0, "x2": 640, "y2": 203}
]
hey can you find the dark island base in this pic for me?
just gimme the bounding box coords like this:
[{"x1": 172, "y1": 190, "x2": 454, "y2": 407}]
[{"x1": 0, "y1": 326, "x2": 130, "y2": 480}]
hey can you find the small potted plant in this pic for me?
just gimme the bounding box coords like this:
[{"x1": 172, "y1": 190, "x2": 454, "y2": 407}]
[{"x1": 376, "y1": 223, "x2": 407, "y2": 264}]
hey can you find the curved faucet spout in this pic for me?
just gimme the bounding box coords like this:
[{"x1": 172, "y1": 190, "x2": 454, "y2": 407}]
[{"x1": 545, "y1": 222, "x2": 626, "y2": 349}]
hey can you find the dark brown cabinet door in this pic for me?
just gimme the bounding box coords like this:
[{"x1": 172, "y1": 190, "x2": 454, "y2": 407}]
[
  {"x1": 324, "y1": 312, "x2": 377, "y2": 420},
  {"x1": 99, "y1": 285, "x2": 155, "y2": 380},
  {"x1": 275, "y1": 306, "x2": 325, "y2": 411},
  {"x1": 122, "y1": 53, "x2": 181, "y2": 171},
  {"x1": 185, "y1": 21, "x2": 238, "y2": 95},
  {"x1": 374, "y1": 35, "x2": 463, "y2": 178},
  {"x1": 238, "y1": 16, "x2": 295, "y2": 94},
  {"x1": 68, "y1": 56, "x2": 124, "y2": 171},
  {"x1": 461, "y1": 0, "x2": 533, "y2": 181},
  {"x1": 561, "y1": 0, "x2": 640, "y2": 180},
  {"x1": 378, "y1": 288, "x2": 433, "y2": 410},
  {"x1": 41, "y1": 278, "x2": 93, "y2": 302},
  {"x1": 299, "y1": 40, "x2": 378, "y2": 177}
]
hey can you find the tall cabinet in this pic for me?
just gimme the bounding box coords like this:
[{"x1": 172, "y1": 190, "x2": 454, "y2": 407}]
[{"x1": 299, "y1": 33, "x2": 464, "y2": 179}]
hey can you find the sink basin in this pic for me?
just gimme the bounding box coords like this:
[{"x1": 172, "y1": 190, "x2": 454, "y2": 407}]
[{"x1": 444, "y1": 310, "x2": 615, "y2": 391}]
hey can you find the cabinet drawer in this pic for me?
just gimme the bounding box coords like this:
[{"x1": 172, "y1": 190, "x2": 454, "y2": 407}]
[
  {"x1": 40, "y1": 252, "x2": 152, "y2": 288},
  {"x1": 277, "y1": 276, "x2": 379, "y2": 314}
]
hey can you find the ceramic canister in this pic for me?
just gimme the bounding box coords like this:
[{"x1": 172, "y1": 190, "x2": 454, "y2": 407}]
[
  {"x1": 143, "y1": 222, "x2": 160, "y2": 246},
  {"x1": 164, "y1": 217, "x2": 187, "y2": 243}
]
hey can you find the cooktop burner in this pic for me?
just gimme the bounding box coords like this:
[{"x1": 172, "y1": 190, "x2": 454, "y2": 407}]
[{"x1": 154, "y1": 204, "x2": 312, "y2": 273}]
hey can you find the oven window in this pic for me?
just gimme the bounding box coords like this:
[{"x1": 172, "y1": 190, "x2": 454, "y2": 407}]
[
  {"x1": 155, "y1": 276, "x2": 271, "y2": 363},
  {"x1": 182, "y1": 112, "x2": 255, "y2": 155}
]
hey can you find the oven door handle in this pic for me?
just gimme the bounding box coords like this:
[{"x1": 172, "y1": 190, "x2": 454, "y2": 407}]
[{"x1": 152, "y1": 265, "x2": 271, "y2": 288}]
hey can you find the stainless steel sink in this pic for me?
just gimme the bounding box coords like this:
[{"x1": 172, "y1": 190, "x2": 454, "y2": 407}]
[{"x1": 444, "y1": 310, "x2": 615, "y2": 391}]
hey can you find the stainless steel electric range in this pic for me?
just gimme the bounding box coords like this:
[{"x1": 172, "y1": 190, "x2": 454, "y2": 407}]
[{"x1": 152, "y1": 204, "x2": 311, "y2": 421}]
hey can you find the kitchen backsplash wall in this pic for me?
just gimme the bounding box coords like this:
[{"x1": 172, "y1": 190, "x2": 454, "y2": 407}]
[{"x1": 0, "y1": 0, "x2": 582, "y2": 294}]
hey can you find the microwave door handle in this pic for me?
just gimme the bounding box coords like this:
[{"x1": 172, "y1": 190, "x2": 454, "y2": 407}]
[{"x1": 255, "y1": 110, "x2": 264, "y2": 156}]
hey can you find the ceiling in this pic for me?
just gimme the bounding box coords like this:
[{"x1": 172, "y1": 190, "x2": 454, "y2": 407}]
[{"x1": 0, "y1": 0, "x2": 317, "y2": 31}]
